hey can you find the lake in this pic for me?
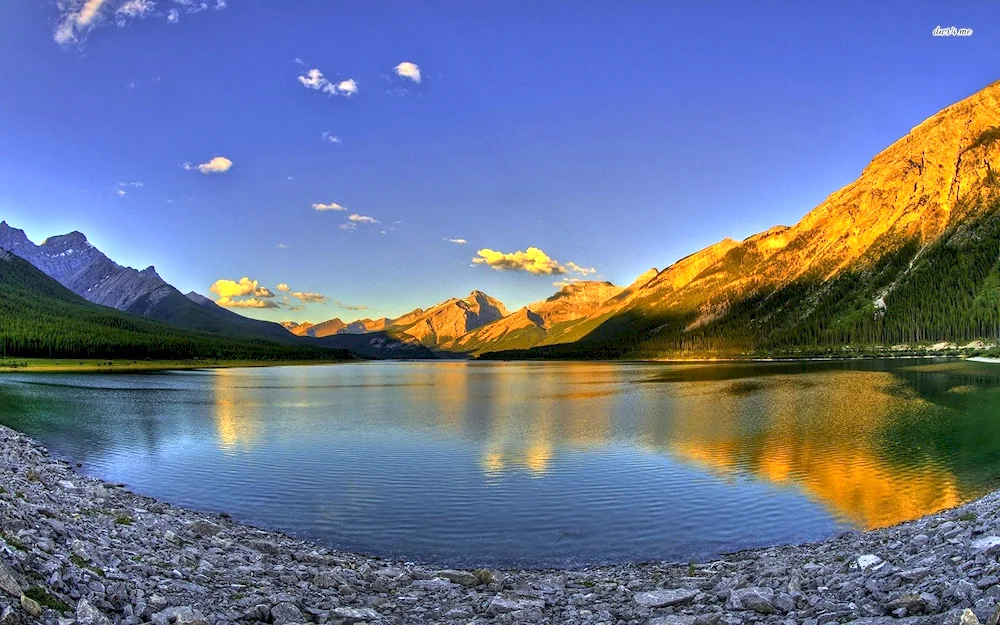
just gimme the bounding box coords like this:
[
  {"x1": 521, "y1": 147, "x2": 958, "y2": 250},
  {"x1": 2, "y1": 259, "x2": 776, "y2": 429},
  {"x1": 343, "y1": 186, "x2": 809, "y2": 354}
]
[{"x1": 2, "y1": 359, "x2": 1000, "y2": 568}]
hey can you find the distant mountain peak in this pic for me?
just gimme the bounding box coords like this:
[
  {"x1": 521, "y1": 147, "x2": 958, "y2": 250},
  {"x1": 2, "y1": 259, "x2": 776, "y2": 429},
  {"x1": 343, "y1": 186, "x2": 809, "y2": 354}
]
[{"x1": 42, "y1": 231, "x2": 91, "y2": 248}]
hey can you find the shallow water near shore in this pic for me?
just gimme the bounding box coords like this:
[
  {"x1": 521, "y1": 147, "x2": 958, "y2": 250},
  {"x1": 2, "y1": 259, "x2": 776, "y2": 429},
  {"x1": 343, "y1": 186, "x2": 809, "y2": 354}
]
[{"x1": 2, "y1": 359, "x2": 1000, "y2": 569}]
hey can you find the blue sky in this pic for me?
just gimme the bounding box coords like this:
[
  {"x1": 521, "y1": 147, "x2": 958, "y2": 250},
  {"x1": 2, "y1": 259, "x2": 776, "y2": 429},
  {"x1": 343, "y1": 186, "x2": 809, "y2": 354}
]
[{"x1": 0, "y1": 1, "x2": 997, "y2": 322}]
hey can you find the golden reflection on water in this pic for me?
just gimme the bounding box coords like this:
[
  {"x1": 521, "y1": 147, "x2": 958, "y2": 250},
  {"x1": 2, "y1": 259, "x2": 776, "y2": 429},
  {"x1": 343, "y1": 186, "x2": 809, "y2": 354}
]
[
  {"x1": 212, "y1": 369, "x2": 262, "y2": 451},
  {"x1": 207, "y1": 363, "x2": 974, "y2": 531},
  {"x1": 479, "y1": 364, "x2": 615, "y2": 476},
  {"x1": 651, "y1": 370, "x2": 963, "y2": 529}
]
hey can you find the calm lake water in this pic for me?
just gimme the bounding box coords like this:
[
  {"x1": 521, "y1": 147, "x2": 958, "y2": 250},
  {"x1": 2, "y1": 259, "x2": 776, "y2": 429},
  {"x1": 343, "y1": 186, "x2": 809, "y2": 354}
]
[{"x1": 2, "y1": 359, "x2": 1000, "y2": 568}]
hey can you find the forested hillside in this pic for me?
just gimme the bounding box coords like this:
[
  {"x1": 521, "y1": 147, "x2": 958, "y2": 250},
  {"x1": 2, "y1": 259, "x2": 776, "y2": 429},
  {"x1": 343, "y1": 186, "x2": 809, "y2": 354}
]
[{"x1": 0, "y1": 249, "x2": 352, "y2": 361}]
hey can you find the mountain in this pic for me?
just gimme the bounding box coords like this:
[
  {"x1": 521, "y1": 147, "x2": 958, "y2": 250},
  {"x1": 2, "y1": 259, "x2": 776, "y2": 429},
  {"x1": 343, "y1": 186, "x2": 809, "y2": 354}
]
[
  {"x1": 445, "y1": 281, "x2": 624, "y2": 355},
  {"x1": 287, "y1": 292, "x2": 507, "y2": 351},
  {"x1": 482, "y1": 80, "x2": 1000, "y2": 359},
  {"x1": 0, "y1": 222, "x2": 292, "y2": 342},
  {"x1": 0, "y1": 248, "x2": 351, "y2": 361},
  {"x1": 386, "y1": 291, "x2": 508, "y2": 348}
]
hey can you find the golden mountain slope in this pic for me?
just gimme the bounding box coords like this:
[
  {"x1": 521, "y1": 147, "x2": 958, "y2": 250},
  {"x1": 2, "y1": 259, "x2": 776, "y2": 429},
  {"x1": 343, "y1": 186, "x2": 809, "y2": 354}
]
[{"x1": 516, "y1": 80, "x2": 1000, "y2": 353}]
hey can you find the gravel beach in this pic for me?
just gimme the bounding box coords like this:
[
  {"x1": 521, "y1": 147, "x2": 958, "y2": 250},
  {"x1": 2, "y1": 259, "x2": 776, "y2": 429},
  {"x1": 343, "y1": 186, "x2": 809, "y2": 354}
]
[{"x1": 2, "y1": 424, "x2": 999, "y2": 625}]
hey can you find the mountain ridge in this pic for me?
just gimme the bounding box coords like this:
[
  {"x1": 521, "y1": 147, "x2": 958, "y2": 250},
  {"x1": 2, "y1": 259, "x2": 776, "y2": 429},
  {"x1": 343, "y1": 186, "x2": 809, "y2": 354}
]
[
  {"x1": 481, "y1": 79, "x2": 1000, "y2": 358},
  {"x1": 0, "y1": 222, "x2": 294, "y2": 342}
]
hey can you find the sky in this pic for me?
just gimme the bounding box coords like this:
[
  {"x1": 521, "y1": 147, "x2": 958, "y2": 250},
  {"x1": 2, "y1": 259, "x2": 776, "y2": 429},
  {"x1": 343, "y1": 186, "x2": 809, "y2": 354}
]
[{"x1": 0, "y1": 1, "x2": 998, "y2": 323}]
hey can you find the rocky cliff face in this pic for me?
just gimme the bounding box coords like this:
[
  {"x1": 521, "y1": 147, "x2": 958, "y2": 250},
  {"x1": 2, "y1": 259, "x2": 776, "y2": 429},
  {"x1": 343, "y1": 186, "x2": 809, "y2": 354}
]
[
  {"x1": 529, "y1": 281, "x2": 624, "y2": 325},
  {"x1": 0, "y1": 225, "x2": 175, "y2": 314},
  {"x1": 445, "y1": 281, "x2": 625, "y2": 354},
  {"x1": 391, "y1": 291, "x2": 509, "y2": 348}
]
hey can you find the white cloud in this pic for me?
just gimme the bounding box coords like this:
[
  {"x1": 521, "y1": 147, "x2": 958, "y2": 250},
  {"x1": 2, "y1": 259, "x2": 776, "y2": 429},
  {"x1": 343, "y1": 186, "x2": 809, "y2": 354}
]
[
  {"x1": 326, "y1": 78, "x2": 358, "y2": 96},
  {"x1": 116, "y1": 0, "x2": 154, "y2": 22},
  {"x1": 472, "y1": 247, "x2": 597, "y2": 277},
  {"x1": 116, "y1": 189, "x2": 127, "y2": 198},
  {"x1": 564, "y1": 261, "x2": 597, "y2": 276},
  {"x1": 339, "y1": 223, "x2": 356, "y2": 231},
  {"x1": 54, "y1": 0, "x2": 222, "y2": 43},
  {"x1": 183, "y1": 156, "x2": 233, "y2": 174},
  {"x1": 446, "y1": 238, "x2": 469, "y2": 245},
  {"x1": 298, "y1": 69, "x2": 357, "y2": 97},
  {"x1": 312, "y1": 202, "x2": 346, "y2": 211},
  {"x1": 322, "y1": 131, "x2": 342, "y2": 144},
  {"x1": 393, "y1": 61, "x2": 421, "y2": 83},
  {"x1": 276, "y1": 283, "x2": 290, "y2": 292},
  {"x1": 348, "y1": 214, "x2": 379, "y2": 224},
  {"x1": 298, "y1": 68, "x2": 326, "y2": 90},
  {"x1": 54, "y1": 0, "x2": 109, "y2": 44},
  {"x1": 277, "y1": 243, "x2": 290, "y2": 249}
]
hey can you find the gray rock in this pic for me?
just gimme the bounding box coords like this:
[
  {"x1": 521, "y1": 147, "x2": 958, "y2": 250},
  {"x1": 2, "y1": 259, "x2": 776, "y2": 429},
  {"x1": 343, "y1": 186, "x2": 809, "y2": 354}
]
[
  {"x1": 188, "y1": 521, "x2": 221, "y2": 538},
  {"x1": 331, "y1": 606, "x2": 381, "y2": 623},
  {"x1": 988, "y1": 605, "x2": 1000, "y2": 625},
  {"x1": 76, "y1": 598, "x2": 111, "y2": 625},
  {"x1": 649, "y1": 617, "x2": 697, "y2": 625},
  {"x1": 634, "y1": 588, "x2": 699, "y2": 607},
  {"x1": 728, "y1": 586, "x2": 777, "y2": 614},
  {"x1": 0, "y1": 605, "x2": 18, "y2": 625},
  {"x1": 270, "y1": 602, "x2": 303, "y2": 625},
  {"x1": 409, "y1": 578, "x2": 456, "y2": 591},
  {"x1": 313, "y1": 571, "x2": 345, "y2": 589},
  {"x1": 0, "y1": 563, "x2": 21, "y2": 599},
  {"x1": 973, "y1": 537, "x2": 1000, "y2": 556},
  {"x1": 434, "y1": 569, "x2": 479, "y2": 587},
  {"x1": 163, "y1": 606, "x2": 207, "y2": 625},
  {"x1": 487, "y1": 596, "x2": 545, "y2": 615},
  {"x1": 856, "y1": 555, "x2": 884, "y2": 571}
]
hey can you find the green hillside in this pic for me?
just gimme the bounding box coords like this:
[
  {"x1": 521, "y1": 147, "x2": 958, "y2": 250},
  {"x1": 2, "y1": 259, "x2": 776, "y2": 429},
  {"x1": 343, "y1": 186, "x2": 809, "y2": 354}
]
[{"x1": 0, "y1": 250, "x2": 353, "y2": 361}]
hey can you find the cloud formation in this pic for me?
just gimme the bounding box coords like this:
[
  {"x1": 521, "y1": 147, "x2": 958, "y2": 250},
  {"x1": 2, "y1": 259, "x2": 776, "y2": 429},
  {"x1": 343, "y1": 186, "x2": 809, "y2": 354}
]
[
  {"x1": 312, "y1": 202, "x2": 346, "y2": 211},
  {"x1": 116, "y1": 0, "x2": 153, "y2": 23},
  {"x1": 348, "y1": 214, "x2": 378, "y2": 224},
  {"x1": 276, "y1": 283, "x2": 290, "y2": 292},
  {"x1": 297, "y1": 68, "x2": 358, "y2": 97},
  {"x1": 55, "y1": 0, "x2": 224, "y2": 43},
  {"x1": 472, "y1": 247, "x2": 596, "y2": 276},
  {"x1": 322, "y1": 131, "x2": 341, "y2": 144},
  {"x1": 393, "y1": 62, "x2": 422, "y2": 83},
  {"x1": 336, "y1": 301, "x2": 368, "y2": 311},
  {"x1": 445, "y1": 238, "x2": 469, "y2": 245},
  {"x1": 210, "y1": 277, "x2": 274, "y2": 299},
  {"x1": 217, "y1": 297, "x2": 280, "y2": 309},
  {"x1": 183, "y1": 156, "x2": 233, "y2": 174},
  {"x1": 292, "y1": 291, "x2": 327, "y2": 304}
]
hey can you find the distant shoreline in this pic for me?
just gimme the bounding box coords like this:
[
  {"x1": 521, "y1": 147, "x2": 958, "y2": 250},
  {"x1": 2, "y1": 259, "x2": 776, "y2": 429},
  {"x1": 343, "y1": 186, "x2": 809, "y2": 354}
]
[
  {"x1": 0, "y1": 357, "x2": 352, "y2": 374},
  {"x1": 0, "y1": 352, "x2": 987, "y2": 374}
]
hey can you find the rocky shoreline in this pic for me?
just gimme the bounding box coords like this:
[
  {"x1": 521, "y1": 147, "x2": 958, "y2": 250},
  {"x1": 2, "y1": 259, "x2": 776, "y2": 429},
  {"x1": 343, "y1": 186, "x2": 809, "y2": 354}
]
[{"x1": 2, "y1": 425, "x2": 999, "y2": 625}]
